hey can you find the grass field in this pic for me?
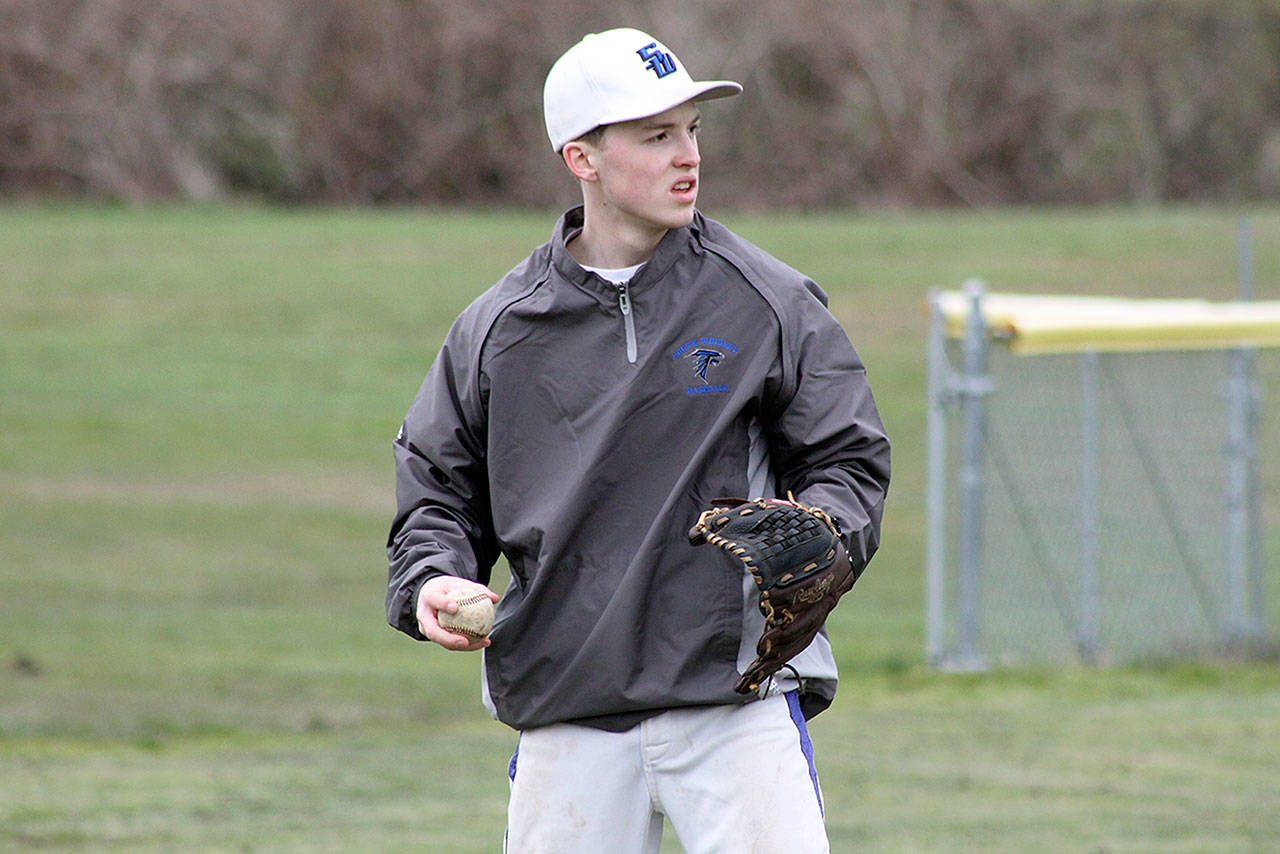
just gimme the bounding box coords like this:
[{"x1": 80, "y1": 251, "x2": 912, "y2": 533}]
[{"x1": 2, "y1": 203, "x2": 1280, "y2": 852}]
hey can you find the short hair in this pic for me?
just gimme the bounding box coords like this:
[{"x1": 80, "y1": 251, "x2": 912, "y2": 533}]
[{"x1": 575, "y1": 126, "x2": 607, "y2": 148}]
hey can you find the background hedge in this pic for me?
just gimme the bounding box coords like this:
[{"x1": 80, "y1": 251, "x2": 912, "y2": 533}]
[{"x1": 3, "y1": 0, "x2": 1278, "y2": 207}]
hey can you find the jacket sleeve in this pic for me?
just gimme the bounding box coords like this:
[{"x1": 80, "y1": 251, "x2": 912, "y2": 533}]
[
  {"x1": 764, "y1": 281, "x2": 891, "y2": 577},
  {"x1": 386, "y1": 316, "x2": 499, "y2": 639}
]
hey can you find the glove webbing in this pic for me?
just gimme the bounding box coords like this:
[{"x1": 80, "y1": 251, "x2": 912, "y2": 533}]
[{"x1": 693, "y1": 493, "x2": 840, "y2": 589}]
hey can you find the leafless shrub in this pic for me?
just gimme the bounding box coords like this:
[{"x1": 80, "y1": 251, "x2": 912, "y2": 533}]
[{"x1": 1, "y1": 0, "x2": 1276, "y2": 206}]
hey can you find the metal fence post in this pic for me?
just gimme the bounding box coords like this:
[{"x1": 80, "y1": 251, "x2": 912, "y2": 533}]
[
  {"x1": 1234, "y1": 218, "x2": 1266, "y2": 643},
  {"x1": 955, "y1": 280, "x2": 989, "y2": 670},
  {"x1": 1078, "y1": 350, "x2": 1101, "y2": 663},
  {"x1": 1226, "y1": 348, "x2": 1252, "y2": 647},
  {"x1": 925, "y1": 291, "x2": 948, "y2": 665}
]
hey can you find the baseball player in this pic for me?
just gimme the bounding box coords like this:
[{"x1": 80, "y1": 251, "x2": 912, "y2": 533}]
[{"x1": 387, "y1": 28, "x2": 890, "y2": 853}]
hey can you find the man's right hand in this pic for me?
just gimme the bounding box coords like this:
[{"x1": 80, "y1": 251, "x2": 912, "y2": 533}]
[{"x1": 416, "y1": 576, "x2": 500, "y2": 651}]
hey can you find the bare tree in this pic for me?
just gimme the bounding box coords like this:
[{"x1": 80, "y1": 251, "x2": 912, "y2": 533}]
[{"x1": 2, "y1": 0, "x2": 1276, "y2": 206}]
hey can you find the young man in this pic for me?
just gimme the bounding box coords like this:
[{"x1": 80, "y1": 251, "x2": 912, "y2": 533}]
[{"x1": 387, "y1": 28, "x2": 890, "y2": 852}]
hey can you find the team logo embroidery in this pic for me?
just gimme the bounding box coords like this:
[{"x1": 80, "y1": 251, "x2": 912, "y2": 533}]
[
  {"x1": 689, "y1": 349, "x2": 723, "y2": 380},
  {"x1": 672, "y1": 336, "x2": 739, "y2": 395},
  {"x1": 637, "y1": 43, "x2": 677, "y2": 78}
]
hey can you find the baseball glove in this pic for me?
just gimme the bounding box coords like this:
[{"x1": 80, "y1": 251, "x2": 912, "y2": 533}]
[{"x1": 689, "y1": 495, "x2": 857, "y2": 695}]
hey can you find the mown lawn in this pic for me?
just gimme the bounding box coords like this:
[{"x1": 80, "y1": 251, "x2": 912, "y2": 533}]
[{"x1": 2, "y1": 203, "x2": 1278, "y2": 851}]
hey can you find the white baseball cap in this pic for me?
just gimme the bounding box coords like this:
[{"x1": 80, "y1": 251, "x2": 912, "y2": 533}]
[{"x1": 543, "y1": 28, "x2": 742, "y2": 152}]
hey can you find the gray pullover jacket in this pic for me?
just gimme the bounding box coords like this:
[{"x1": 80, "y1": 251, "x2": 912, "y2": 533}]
[{"x1": 388, "y1": 208, "x2": 890, "y2": 731}]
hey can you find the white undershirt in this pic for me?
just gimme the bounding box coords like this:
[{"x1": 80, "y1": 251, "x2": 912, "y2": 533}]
[{"x1": 582, "y1": 262, "x2": 645, "y2": 285}]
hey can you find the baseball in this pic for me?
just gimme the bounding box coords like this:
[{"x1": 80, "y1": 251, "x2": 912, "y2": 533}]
[{"x1": 438, "y1": 591, "x2": 495, "y2": 640}]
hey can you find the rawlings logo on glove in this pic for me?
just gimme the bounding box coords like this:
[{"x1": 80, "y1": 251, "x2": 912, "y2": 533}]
[{"x1": 688, "y1": 495, "x2": 859, "y2": 695}]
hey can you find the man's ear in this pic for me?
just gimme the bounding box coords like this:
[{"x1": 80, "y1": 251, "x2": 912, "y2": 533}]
[{"x1": 562, "y1": 141, "x2": 599, "y2": 183}]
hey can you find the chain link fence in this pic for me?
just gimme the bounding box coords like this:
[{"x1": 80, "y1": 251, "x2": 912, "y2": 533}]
[{"x1": 926, "y1": 284, "x2": 1280, "y2": 668}]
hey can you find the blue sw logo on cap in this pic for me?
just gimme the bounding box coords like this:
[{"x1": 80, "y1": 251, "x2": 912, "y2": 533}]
[{"x1": 637, "y1": 43, "x2": 677, "y2": 78}]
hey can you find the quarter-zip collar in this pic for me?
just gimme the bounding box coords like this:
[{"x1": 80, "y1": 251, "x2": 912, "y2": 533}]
[{"x1": 549, "y1": 206, "x2": 700, "y2": 303}]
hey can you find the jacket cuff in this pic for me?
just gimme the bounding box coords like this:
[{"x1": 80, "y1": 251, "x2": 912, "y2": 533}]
[{"x1": 398, "y1": 570, "x2": 450, "y2": 640}]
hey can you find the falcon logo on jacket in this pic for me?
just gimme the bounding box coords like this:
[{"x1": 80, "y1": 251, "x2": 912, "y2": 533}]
[
  {"x1": 673, "y1": 336, "x2": 737, "y2": 395},
  {"x1": 689, "y1": 349, "x2": 723, "y2": 379}
]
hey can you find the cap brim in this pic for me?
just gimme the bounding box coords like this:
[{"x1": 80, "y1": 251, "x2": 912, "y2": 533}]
[
  {"x1": 594, "y1": 80, "x2": 743, "y2": 132},
  {"x1": 551, "y1": 79, "x2": 743, "y2": 151},
  {"x1": 689, "y1": 81, "x2": 743, "y2": 103}
]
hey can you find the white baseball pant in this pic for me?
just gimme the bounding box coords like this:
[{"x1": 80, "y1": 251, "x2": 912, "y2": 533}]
[{"x1": 504, "y1": 691, "x2": 829, "y2": 853}]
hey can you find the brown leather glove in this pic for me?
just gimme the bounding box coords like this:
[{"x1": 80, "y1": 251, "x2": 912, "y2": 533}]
[{"x1": 689, "y1": 495, "x2": 857, "y2": 694}]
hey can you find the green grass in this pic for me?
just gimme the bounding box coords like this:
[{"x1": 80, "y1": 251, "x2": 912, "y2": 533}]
[{"x1": 2, "y1": 203, "x2": 1279, "y2": 851}]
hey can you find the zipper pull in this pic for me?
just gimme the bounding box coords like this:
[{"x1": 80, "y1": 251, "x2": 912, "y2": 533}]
[{"x1": 617, "y1": 283, "x2": 638, "y2": 365}]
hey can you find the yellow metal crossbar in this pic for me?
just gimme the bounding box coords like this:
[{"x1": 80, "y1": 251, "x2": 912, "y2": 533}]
[{"x1": 935, "y1": 292, "x2": 1280, "y2": 354}]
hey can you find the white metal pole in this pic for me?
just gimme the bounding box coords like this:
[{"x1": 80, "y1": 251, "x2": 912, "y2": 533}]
[
  {"x1": 925, "y1": 292, "x2": 948, "y2": 666},
  {"x1": 1079, "y1": 350, "x2": 1100, "y2": 663},
  {"x1": 1236, "y1": 218, "x2": 1266, "y2": 641},
  {"x1": 1226, "y1": 347, "x2": 1250, "y2": 647},
  {"x1": 956, "y1": 280, "x2": 988, "y2": 669}
]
